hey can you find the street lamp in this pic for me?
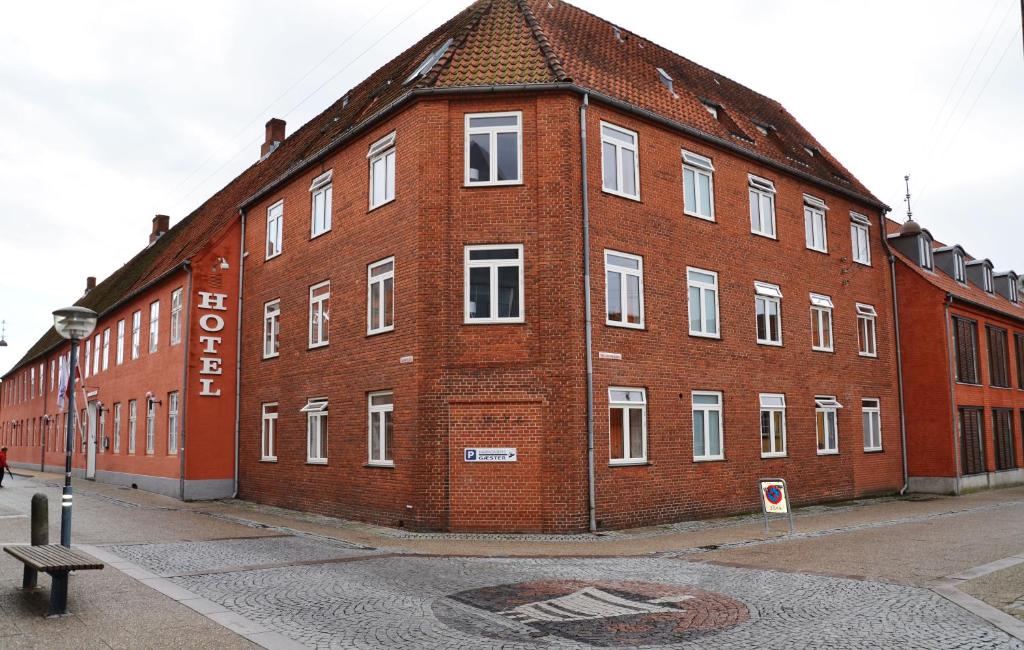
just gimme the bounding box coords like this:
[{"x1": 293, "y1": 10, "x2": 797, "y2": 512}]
[{"x1": 52, "y1": 305, "x2": 97, "y2": 548}]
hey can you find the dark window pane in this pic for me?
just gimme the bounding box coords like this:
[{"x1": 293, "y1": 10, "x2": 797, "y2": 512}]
[
  {"x1": 384, "y1": 412, "x2": 393, "y2": 462},
  {"x1": 610, "y1": 407, "x2": 624, "y2": 459},
  {"x1": 497, "y1": 266, "x2": 519, "y2": 318},
  {"x1": 469, "y1": 248, "x2": 519, "y2": 260},
  {"x1": 468, "y1": 133, "x2": 490, "y2": 182},
  {"x1": 629, "y1": 408, "x2": 643, "y2": 458},
  {"x1": 470, "y1": 115, "x2": 517, "y2": 128},
  {"x1": 608, "y1": 271, "x2": 622, "y2": 322},
  {"x1": 626, "y1": 275, "x2": 641, "y2": 324},
  {"x1": 383, "y1": 277, "x2": 394, "y2": 327},
  {"x1": 602, "y1": 142, "x2": 617, "y2": 190},
  {"x1": 469, "y1": 267, "x2": 490, "y2": 318},
  {"x1": 496, "y1": 132, "x2": 518, "y2": 181}
]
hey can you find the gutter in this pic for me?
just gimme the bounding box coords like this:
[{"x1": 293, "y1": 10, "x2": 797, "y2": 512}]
[
  {"x1": 880, "y1": 218, "x2": 909, "y2": 495},
  {"x1": 580, "y1": 93, "x2": 597, "y2": 533},
  {"x1": 238, "y1": 82, "x2": 888, "y2": 215},
  {"x1": 179, "y1": 261, "x2": 193, "y2": 500},
  {"x1": 232, "y1": 209, "x2": 246, "y2": 499},
  {"x1": 945, "y1": 292, "x2": 962, "y2": 495}
]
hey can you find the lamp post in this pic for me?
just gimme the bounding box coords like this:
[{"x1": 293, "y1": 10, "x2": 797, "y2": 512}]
[{"x1": 52, "y1": 306, "x2": 97, "y2": 548}]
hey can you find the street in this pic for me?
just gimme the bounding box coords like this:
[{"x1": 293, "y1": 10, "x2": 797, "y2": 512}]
[{"x1": 2, "y1": 471, "x2": 1024, "y2": 649}]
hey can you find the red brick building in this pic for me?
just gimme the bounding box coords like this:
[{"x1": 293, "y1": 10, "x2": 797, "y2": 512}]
[
  {"x1": 889, "y1": 218, "x2": 1024, "y2": 493},
  {"x1": 1, "y1": 0, "x2": 908, "y2": 531}
]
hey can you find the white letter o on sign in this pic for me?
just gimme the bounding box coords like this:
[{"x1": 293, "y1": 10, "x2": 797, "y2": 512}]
[{"x1": 200, "y1": 314, "x2": 225, "y2": 332}]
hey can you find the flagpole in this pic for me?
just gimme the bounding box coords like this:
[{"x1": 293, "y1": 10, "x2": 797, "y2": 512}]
[{"x1": 60, "y1": 339, "x2": 79, "y2": 548}]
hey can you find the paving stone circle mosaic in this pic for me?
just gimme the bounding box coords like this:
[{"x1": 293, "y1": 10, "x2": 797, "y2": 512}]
[{"x1": 432, "y1": 579, "x2": 749, "y2": 646}]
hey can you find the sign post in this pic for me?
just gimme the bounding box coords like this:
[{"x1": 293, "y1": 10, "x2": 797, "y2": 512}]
[{"x1": 758, "y1": 478, "x2": 794, "y2": 535}]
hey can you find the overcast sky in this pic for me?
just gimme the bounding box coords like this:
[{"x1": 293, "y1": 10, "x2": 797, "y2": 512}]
[{"x1": 0, "y1": 0, "x2": 1021, "y2": 370}]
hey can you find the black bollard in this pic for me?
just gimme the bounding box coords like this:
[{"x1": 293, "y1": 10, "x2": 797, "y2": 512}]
[{"x1": 23, "y1": 493, "x2": 48, "y2": 589}]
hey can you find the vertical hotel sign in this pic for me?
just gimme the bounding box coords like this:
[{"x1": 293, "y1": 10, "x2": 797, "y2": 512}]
[{"x1": 196, "y1": 291, "x2": 228, "y2": 397}]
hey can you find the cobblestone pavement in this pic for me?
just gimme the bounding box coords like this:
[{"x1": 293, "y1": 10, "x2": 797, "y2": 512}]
[{"x1": 103, "y1": 536, "x2": 1016, "y2": 649}]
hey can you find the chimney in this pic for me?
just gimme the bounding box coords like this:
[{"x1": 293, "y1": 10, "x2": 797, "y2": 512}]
[
  {"x1": 261, "y1": 118, "x2": 286, "y2": 159},
  {"x1": 150, "y1": 214, "x2": 170, "y2": 245},
  {"x1": 85, "y1": 276, "x2": 96, "y2": 294}
]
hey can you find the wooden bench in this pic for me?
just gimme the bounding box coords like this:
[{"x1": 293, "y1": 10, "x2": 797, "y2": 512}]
[{"x1": 4, "y1": 544, "x2": 104, "y2": 616}]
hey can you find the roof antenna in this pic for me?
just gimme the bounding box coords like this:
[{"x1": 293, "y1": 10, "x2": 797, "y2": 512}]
[
  {"x1": 0, "y1": 320, "x2": 7, "y2": 347},
  {"x1": 904, "y1": 174, "x2": 913, "y2": 222},
  {"x1": 900, "y1": 174, "x2": 922, "y2": 236}
]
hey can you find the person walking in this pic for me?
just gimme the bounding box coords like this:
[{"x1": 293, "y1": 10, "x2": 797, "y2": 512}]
[{"x1": 0, "y1": 446, "x2": 9, "y2": 487}]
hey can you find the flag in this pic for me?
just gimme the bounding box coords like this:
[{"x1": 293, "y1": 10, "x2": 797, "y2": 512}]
[{"x1": 57, "y1": 355, "x2": 69, "y2": 409}]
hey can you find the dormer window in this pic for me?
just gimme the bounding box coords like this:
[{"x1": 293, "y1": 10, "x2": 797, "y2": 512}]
[
  {"x1": 918, "y1": 235, "x2": 933, "y2": 270},
  {"x1": 656, "y1": 67, "x2": 674, "y2": 94},
  {"x1": 702, "y1": 102, "x2": 719, "y2": 120},
  {"x1": 953, "y1": 251, "x2": 966, "y2": 283},
  {"x1": 983, "y1": 267, "x2": 994, "y2": 293},
  {"x1": 1010, "y1": 280, "x2": 1019, "y2": 303}
]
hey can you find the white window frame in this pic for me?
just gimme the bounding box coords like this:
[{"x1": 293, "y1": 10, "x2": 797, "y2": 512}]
[
  {"x1": 261, "y1": 403, "x2": 278, "y2": 461},
  {"x1": 755, "y1": 282, "x2": 783, "y2": 346},
  {"x1": 682, "y1": 150, "x2": 715, "y2": 221},
  {"x1": 266, "y1": 200, "x2": 283, "y2": 260},
  {"x1": 101, "y1": 328, "x2": 110, "y2": 371},
  {"x1": 749, "y1": 175, "x2": 777, "y2": 238},
  {"x1": 862, "y1": 398, "x2": 882, "y2": 451},
  {"x1": 84, "y1": 340, "x2": 91, "y2": 378},
  {"x1": 128, "y1": 400, "x2": 137, "y2": 454},
  {"x1": 464, "y1": 111, "x2": 522, "y2": 186},
  {"x1": 810, "y1": 293, "x2": 834, "y2": 352},
  {"x1": 112, "y1": 403, "x2": 121, "y2": 454},
  {"x1": 463, "y1": 244, "x2": 525, "y2": 324},
  {"x1": 687, "y1": 267, "x2": 720, "y2": 338},
  {"x1": 815, "y1": 396, "x2": 842, "y2": 455},
  {"x1": 600, "y1": 121, "x2": 640, "y2": 200},
  {"x1": 367, "y1": 257, "x2": 395, "y2": 335},
  {"x1": 759, "y1": 393, "x2": 787, "y2": 458},
  {"x1": 310, "y1": 170, "x2": 333, "y2": 237},
  {"x1": 92, "y1": 335, "x2": 100, "y2": 375},
  {"x1": 919, "y1": 235, "x2": 934, "y2": 270},
  {"x1": 367, "y1": 391, "x2": 394, "y2": 466},
  {"x1": 116, "y1": 319, "x2": 125, "y2": 365},
  {"x1": 149, "y1": 301, "x2": 159, "y2": 353},
  {"x1": 608, "y1": 387, "x2": 647, "y2": 465},
  {"x1": 49, "y1": 360, "x2": 55, "y2": 393},
  {"x1": 170, "y1": 288, "x2": 183, "y2": 345},
  {"x1": 167, "y1": 392, "x2": 179, "y2": 455},
  {"x1": 308, "y1": 281, "x2": 330, "y2": 348},
  {"x1": 368, "y1": 133, "x2": 396, "y2": 209},
  {"x1": 263, "y1": 299, "x2": 280, "y2": 359},
  {"x1": 983, "y1": 266, "x2": 994, "y2": 293},
  {"x1": 145, "y1": 397, "x2": 156, "y2": 455},
  {"x1": 953, "y1": 252, "x2": 967, "y2": 283},
  {"x1": 804, "y1": 195, "x2": 828, "y2": 253},
  {"x1": 604, "y1": 250, "x2": 644, "y2": 329},
  {"x1": 302, "y1": 398, "x2": 328, "y2": 464},
  {"x1": 691, "y1": 391, "x2": 724, "y2": 461},
  {"x1": 850, "y1": 213, "x2": 871, "y2": 266},
  {"x1": 857, "y1": 303, "x2": 878, "y2": 358}
]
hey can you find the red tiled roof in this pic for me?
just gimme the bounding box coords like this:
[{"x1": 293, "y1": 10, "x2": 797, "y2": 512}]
[{"x1": 7, "y1": 0, "x2": 883, "y2": 376}]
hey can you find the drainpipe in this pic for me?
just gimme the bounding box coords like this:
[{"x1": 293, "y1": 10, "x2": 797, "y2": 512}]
[
  {"x1": 879, "y1": 212, "x2": 909, "y2": 495},
  {"x1": 232, "y1": 209, "x2": 246, "y2": 498},
  {"x1": 580, "y1": 93, "x2": 597, "y2": 532},
  {"x1": 944, "y1": 292, "x2": 962, "y2": 495},
  {"x1": 179, "y1": 261, "x2": 193, "y2": 500}
]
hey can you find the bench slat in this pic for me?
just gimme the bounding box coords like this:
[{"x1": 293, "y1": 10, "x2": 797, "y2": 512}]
[{"x1": 4, "y1": 545, "x2": 104, "y2": 572}]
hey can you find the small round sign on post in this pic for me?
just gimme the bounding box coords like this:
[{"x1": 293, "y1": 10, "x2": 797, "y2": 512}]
[{"x1": 758, "y1": 478, "x2": 794, "y2": 535}]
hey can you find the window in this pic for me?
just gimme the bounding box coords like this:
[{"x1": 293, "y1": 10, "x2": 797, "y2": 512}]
[
  {"x1": 815, "y1": 396, "x2": 842, "y2": 454},
  {"x1": 600, "y1": 122, "x2": 639, "y2": 199},
  {"x1": 850, "y1": 213, "x2": 871, "y2": 265},
  {"x1": 167, "y1": 392, "x2": 179, "y2": 455},
  {"x1": 987, "y1": 325, "x2": 1010, "y2": 388},
  {"x1": 30, "y1": 367, "x2": 36, "y2": 397},
  {"x1": 1009, "y1": 278, "x2": 1019, "y2": 304},
  {"x1": 368, "y1": 391, "x2": 394, "y2": 466},
  {"x1": 309, "y1": 281, "x2": 330, "y2": 348},
  {"x1": 749, "y1": 175, "x2": 776, "y2": 238},
  {"x1": 803, "y1": 195, "x2": 828, "y2": 252},
  {"x1": 148, "y1": 301, "x2": 160, "y2": 353},
  {"x1": 609, "y1": 388, "x2": 646, "y2": 464},
  {"x1": 759, "y1": 394, "x2": 787, "y2": 457},
  {"x1": 953, "y1": 317, "x2": 980, "y2": 384},
  {"x1": 682, "y1": 150, "x2": 714, "y2": 220},
  {"x1": 112, "y1": 403, "x2": 121, "y2": 454},
  {"x1": 465, "y1": 112, "x2": 521, "y2": 185},
  {"x1": 954, "y1": 252, "x2": 967, "y2": 283},
  {"x1": 993, "y1": 409, "x2": 1015, "y2": 471},
  {"x1": 92, "y1": 335, "x2": 100, "y2": 374},
  {"x1": 367, "y1": 258, "x2": 395, "y2": 334},
  {"x1": 262, "y1": 300, "x2": 280, "y2": 358},
  {"x1": 128, "y1": 400, "x2": 137, "y2": 454},
  {"x1": 959, "y1": 407, "x2": 985, "y2": 475},
  {"x1": 862, "y1": 398, "x2": 882, "y2": 451},
  {"x1": 170, "y1": 288, "x2": 183, "y2": 345},
  {"x1": 310, "y1": 170, "x2": 332, "y2": 236},
  {"x1": 692, "y1": 391, "x2": 723, "y2": 461},
  {"x1": 605, "y1": 250, "x2": 644, "y2": 328},
  {"x1": 983, "y1": 266, "x2": 994, "y2": 293},
  {"x1": 84, "y1": 340, "x2": 91, "y2": 378},
  {"x1": 117, "y1": 319, "x2": 125, "y2": 364},
  {"x1": 1016, "y1": 333, "x2": 1024, "y2": 390},
  {"x1": 302, "y1": 398, "x2": 328, "y2": 463},
  {"x1": 145, "y1": 397, "x2": 156, "y2": 454},
  {"x1": 810, "y1": 293, "x2": 834, "y2": 352},
  {"x1": 687, "y1": 267, "x2": 720, "y2": 338},
  {"x1": 49, "y1": 360, "x2": 55, "y2": 393},
  {"x1": 755, "y1": 282, "x2": 783, "y2": 346},
  {"x1": 261, "y1": 403, "x2": 277, "y2": 461},
  {"x1": 464, "y1": 244, "x2": 523, "y2": 323},
  {"x1": 102, "y1": 328, "x2": 110, "y2": 371},
  {"x1": 918, "y1": 235, "x2": 934, "y2": 270},
  {"x1": 857, "y1": 304, "x2": 878, "y2": 357},
  {"x1": 702, "y1": 101, "x2": 719, "y2": 119},
  {"x1": 368, "y1": 133, "x2": 396, "y2": 208},
  {"x1": 266, "y1": 201, "x2": 283, "y2": 259},
  {"x1": 131, "y1": 311, "x2": 141, "y2": 359}
]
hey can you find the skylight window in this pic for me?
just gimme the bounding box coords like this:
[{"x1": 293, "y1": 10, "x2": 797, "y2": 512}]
[
  {"x1": 755, "y1": 124, "x2": 769, "y2": 136},
  {"x1": 702, "y1": 102, "x2": 719, "y2": 119},
  {"x1": 803, "y1": 146, "x2": 815, "y2": 157},
  {"x1": 405, "y1": 37, "x2": 453, "y2": 85},
  {"x1": 656, "y1": 67, "x2": 673, "y2": 94}
]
